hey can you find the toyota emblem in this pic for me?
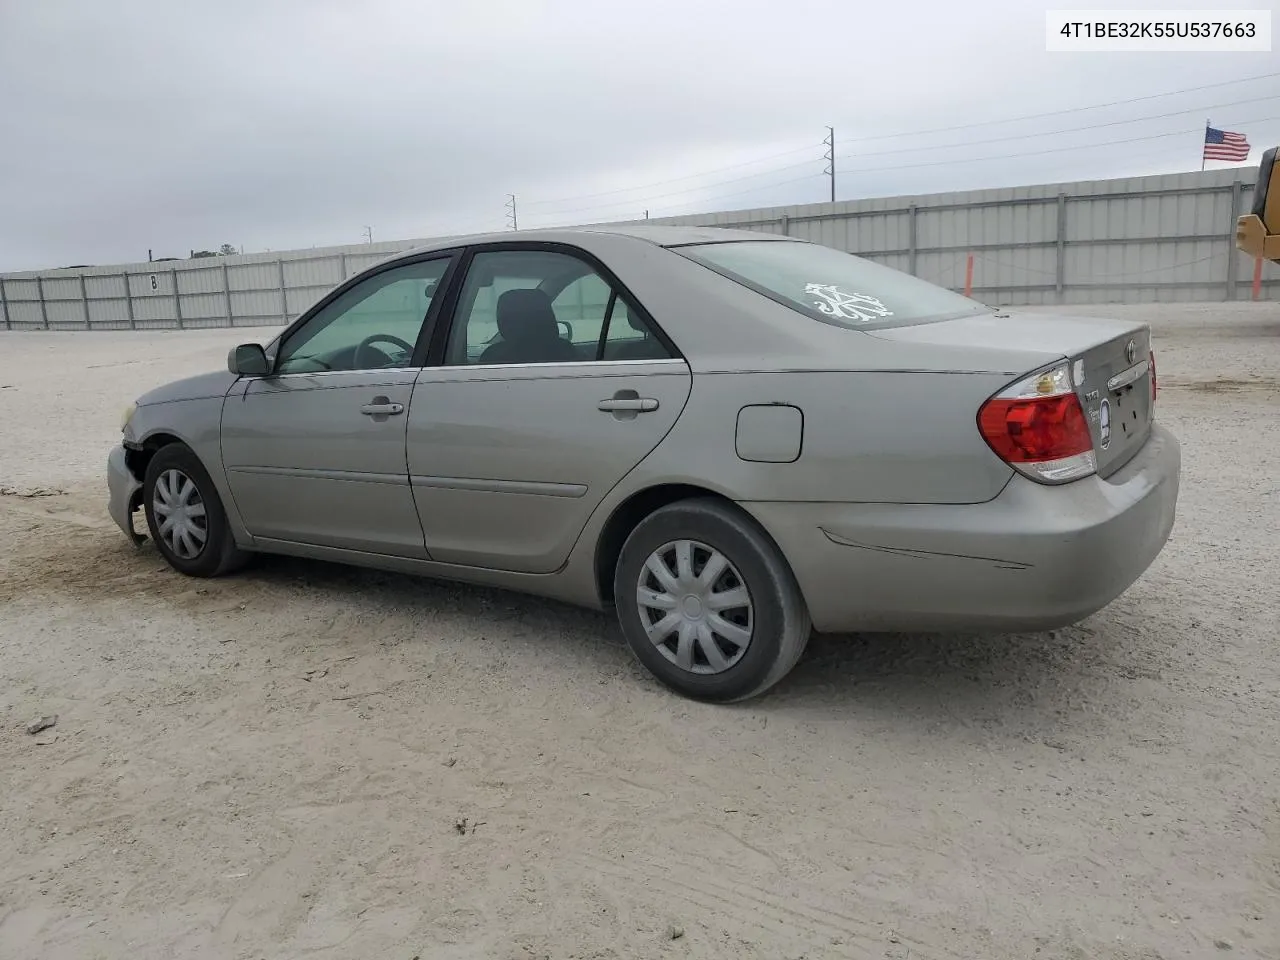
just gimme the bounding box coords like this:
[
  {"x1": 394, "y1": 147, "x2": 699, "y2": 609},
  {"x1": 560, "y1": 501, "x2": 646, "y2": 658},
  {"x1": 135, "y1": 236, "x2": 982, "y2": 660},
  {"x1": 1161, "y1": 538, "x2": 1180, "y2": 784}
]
[{"x1": 1125, "y1": 339, "x2": 1137, "y2": 365}]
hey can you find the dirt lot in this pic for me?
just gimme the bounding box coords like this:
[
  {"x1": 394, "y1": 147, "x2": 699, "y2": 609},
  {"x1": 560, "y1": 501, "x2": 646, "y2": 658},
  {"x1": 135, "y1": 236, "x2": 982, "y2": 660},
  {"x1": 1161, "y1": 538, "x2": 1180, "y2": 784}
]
[{"x1": 1, "y1": 303, "x2": 1277, "y2": 960}]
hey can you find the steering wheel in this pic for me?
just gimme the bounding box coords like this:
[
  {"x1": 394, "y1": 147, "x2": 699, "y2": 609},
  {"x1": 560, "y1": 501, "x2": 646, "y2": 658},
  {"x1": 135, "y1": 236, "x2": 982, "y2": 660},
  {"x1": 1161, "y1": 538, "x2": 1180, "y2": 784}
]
[{"x1": 353, "y1": 333, "x2": 416, "y2": 369}]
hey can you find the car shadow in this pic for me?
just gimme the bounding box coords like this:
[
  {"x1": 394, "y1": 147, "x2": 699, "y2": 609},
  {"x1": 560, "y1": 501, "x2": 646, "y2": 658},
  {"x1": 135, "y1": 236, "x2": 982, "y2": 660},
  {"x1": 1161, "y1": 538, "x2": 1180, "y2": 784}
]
[
  {"x1": 757, "y1": 619, "x2": 1155, "y2": 749},
  {"x1": 241, "y1": 552, "x2": 630, "y2": 655},
  {"x1": 237, "y1": 552, "x2": 1146, "y2": 742}
]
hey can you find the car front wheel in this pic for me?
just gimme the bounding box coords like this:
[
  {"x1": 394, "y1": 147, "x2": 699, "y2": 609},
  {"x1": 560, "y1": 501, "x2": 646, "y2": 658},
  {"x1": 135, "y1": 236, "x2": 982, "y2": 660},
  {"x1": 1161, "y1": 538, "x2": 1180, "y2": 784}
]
[
  {"x1": 143, "y1": 443, "x2": 249, "y2": 578},
  {"x1": 613, "y1": 498, "x2": 811, "y2": 702}
]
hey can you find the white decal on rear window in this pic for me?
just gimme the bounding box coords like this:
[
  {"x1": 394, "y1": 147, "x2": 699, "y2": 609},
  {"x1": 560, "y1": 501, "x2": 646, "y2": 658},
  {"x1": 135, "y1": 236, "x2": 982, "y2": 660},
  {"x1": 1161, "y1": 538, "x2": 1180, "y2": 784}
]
[{"x1": 804, "y1": 283, "x2": 894, "y2": 322}]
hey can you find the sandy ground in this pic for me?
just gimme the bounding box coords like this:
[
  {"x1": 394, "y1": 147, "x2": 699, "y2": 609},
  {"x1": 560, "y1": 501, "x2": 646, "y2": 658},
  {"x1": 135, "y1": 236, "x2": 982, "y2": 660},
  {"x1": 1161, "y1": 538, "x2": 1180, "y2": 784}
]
[{"x1": 0, "y1": 303, "x2": 1277, "y2": 960}]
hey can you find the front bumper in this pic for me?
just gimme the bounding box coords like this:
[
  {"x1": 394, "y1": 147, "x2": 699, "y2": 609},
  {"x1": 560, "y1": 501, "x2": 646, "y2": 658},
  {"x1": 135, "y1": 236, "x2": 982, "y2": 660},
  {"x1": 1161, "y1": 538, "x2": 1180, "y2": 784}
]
[
  {"x1": 107, "y1": 444, "x2": 146, "y2": 546},
  {"x1": 744, "y1": 422, "x2": 1181, "y2": 634}
]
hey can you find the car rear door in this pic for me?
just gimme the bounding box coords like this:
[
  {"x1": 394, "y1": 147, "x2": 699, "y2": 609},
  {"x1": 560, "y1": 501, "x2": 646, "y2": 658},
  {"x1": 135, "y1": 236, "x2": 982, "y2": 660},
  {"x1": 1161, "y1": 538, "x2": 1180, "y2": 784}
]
[
  {"x1": 407, "y1": 244, "x2": 691, "y2": 573},
  {"x1": 220, "y1": 254, "x2": 455, "y2": 557}
]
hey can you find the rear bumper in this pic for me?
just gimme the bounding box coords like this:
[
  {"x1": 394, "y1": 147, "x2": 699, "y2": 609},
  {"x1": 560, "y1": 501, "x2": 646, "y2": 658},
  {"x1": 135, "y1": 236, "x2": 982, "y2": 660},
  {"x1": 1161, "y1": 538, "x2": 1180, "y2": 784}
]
[
  {"x1": 744, "y1": 422, "x2": 1181, "y2": 633},
  {"x1": 107, "y1": 444, "x2": 146, "y2": 546}
]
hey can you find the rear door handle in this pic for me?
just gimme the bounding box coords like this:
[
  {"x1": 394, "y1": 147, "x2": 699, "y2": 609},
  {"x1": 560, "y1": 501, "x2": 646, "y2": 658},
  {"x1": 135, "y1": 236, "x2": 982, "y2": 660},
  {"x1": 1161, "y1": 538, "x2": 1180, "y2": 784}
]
[
  {"x1": 598, "y1": 397, "x2": 658, "y2": 412},
  {"x1": 361, "y1": 396, "x2": 404, "y2": 417}
]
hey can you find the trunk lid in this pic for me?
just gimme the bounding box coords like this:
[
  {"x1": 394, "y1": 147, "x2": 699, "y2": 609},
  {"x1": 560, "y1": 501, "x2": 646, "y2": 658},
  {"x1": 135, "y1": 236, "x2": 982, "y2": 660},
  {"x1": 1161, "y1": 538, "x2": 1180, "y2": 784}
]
[
  {"x1": 1073, "y1": 325, "x2": 1155, "y2": 477},
  {"x1": 869, "y1": 312, "x2": 1155, "y2": 477}
]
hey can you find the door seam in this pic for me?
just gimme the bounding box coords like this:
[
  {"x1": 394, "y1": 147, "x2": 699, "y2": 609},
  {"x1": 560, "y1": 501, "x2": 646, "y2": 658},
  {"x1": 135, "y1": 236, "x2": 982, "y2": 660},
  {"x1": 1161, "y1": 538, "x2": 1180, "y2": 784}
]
[{"x1": 405, "y1": 373, "x2": 434, "y2": 559}]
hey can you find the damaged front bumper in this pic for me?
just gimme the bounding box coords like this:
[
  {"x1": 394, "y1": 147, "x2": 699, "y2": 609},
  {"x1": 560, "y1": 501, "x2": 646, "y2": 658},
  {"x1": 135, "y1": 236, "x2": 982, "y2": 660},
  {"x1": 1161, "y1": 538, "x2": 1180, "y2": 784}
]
[{"x1": 107, "y1": 444, "x2": 146, "y2": 546}]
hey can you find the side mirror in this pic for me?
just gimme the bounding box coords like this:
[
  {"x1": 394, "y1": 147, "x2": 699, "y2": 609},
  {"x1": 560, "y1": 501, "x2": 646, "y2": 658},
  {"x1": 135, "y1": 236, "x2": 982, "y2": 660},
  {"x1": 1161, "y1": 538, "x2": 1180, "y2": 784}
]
[
  {"x1": 228, "y1": 343, "x2": 269, "y2": 376},
  {"x1": 1236, "y1": 146, "x2": 1280, "y2": 264}
]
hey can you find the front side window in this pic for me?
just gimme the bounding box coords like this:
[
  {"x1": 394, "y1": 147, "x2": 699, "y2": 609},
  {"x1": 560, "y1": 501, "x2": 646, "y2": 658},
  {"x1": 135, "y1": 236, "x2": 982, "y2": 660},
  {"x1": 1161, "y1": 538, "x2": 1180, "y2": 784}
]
[
  {"x1": 276, "y1": 258, "x2": 450, "y2": 373},
  {"x1": 677, "y1": 240, "x2": 987, "y2": 330},
  {"x1": 445, "y1": 249, "x2": 671, "y2": 365}
]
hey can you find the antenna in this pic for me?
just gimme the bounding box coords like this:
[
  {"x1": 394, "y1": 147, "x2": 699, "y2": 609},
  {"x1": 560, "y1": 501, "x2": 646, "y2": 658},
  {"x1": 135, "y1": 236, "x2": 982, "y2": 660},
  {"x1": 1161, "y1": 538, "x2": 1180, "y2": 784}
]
[{"x1": 505, "y1": 194, "x2": 518, "y2": 231}]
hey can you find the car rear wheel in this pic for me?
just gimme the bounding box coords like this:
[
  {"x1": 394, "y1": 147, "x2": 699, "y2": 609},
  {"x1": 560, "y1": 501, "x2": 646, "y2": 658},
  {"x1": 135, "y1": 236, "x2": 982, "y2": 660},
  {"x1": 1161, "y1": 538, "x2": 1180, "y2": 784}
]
[
  {"x1": 143, "y1": 443, "x2": 249, "y2": 578},
  {"x1": 613, "y1": 498, "x2": 811, "y2": 702}
]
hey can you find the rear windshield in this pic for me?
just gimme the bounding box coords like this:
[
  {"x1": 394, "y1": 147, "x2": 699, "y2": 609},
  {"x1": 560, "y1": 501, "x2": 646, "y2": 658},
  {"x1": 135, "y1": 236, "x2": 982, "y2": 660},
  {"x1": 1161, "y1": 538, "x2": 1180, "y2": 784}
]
[{"x1": 676, "y1": 240, "x2": 987, "y2": 330}]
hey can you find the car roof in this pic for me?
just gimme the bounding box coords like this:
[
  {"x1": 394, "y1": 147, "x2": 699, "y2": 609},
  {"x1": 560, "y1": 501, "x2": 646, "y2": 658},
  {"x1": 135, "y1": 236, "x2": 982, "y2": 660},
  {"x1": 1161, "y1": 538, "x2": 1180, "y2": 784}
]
[
  {"x1": 386, "y1": 223, "x2": 798, "y2": 262},
  {"x1": 579, "y1": 223, "x2": 796, "y2": 246}
]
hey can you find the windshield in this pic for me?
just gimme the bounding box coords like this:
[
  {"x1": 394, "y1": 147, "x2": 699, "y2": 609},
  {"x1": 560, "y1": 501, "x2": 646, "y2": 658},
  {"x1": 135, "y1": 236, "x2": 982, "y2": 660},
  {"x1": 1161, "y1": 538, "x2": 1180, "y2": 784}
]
[{"x1": 676, "y1": 240, "x2": 988, "y2": 330}]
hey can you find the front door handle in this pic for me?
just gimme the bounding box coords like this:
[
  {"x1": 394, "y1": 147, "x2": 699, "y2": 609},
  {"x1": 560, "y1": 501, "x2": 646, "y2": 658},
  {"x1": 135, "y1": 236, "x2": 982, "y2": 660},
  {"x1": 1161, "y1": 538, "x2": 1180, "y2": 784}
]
[
  {"x1": 361, "y1": 396, "x2": 404, "y2": 418},
  {"x1": 598, "y1": 397, "x2": 658, "y2": 413}
]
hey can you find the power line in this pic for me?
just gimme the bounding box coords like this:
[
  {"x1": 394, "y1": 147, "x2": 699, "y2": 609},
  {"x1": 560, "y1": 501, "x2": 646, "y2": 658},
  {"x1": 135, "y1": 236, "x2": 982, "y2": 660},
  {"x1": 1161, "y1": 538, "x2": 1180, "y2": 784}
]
[
  {"x1": 520, "y1": 141, "x2": 821, "y2": 208},
  {"x1": 526, "y1": 173, "x2": 822, "y2": 226},
  {"x1": 526, "y1": 111, "x2": 1274, "y2": 228},
  {"x1": 520, "y1": 71, "x2": 1279, "y2": 213},
  {"x1": 524, "y1": 94, "x2": 1277, "y2": 223},
  {"x1": 523, "y1": 172, "x2": 822, "y2": 227},
  {"x1": 834, "y1": 93, "x2": 1279, "y2": 163},
  {"x1": 832, "y1": 70, "x2": 1280, "y2": 147},
  {"x1": 823, "y1": 126, "x2": 835, "y2": 202},
  {"x1": 836, "y1": 112, "x2": 1280, "y2": 178},
  {"x1": 521, "y1": 159, "x2": 821, "y2": 219}
]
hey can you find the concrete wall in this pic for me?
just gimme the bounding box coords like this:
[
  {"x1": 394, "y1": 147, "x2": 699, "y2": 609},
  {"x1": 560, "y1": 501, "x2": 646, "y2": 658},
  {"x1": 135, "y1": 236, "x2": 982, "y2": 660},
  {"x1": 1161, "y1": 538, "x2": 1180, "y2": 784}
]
[{"x1": 1, "y1": 168, "x2": 1275, "y2": 331}]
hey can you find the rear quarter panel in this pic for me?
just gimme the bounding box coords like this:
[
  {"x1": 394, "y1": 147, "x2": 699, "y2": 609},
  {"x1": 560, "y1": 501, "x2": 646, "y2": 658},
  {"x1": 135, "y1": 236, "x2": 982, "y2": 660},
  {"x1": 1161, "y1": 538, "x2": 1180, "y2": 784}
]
[{"x1": 627, "y1": 369, "x2": 1017, "y2": 504}]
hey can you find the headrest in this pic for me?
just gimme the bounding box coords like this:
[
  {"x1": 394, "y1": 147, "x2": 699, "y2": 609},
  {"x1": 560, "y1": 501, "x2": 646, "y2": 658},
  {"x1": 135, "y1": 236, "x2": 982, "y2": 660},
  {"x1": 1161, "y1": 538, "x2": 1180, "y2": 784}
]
[
  {"x1": 496, "y1": 288, "x2": 558, "y2": 343},
  {"x1": 623, "y1": 308, "x2": 647, "y2": 334}
]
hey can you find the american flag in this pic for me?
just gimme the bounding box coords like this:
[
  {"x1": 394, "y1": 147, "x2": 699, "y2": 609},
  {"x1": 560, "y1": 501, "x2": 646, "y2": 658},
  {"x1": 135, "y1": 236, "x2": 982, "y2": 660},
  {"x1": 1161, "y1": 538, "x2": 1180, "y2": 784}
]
[{"x1": 1203, "y1": 127, "x2": 1250, "y2": 162}]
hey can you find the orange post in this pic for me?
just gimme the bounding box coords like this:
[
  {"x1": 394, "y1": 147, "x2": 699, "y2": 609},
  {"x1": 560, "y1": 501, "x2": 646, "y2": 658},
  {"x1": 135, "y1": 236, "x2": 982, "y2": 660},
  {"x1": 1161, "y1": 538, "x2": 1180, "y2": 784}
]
[
  {"x1": 964, "y1": 253, "x2": 974, "y2": 298},
  {"x1": 1253, "y1": 257, "x2": 1264, "y2": 301}
]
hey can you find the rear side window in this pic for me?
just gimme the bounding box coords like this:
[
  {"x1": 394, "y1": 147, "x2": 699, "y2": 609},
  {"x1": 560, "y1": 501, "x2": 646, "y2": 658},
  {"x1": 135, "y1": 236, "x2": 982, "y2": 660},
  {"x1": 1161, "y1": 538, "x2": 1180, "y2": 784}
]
[{"x1": 676, "y1": 240, "x2": 986, "y2": 330}]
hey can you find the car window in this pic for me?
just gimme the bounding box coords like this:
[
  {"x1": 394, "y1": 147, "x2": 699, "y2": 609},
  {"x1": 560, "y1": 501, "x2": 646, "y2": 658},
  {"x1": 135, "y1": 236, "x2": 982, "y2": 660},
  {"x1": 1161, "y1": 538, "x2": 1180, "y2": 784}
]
[
  {"x1": 550, "y1": 272, "x2": 613, "y2": 349},
  {"x1": 600, "y1": 298, "x2": 672, "y2": 361},
  {"x1": 676, "y1": 240, "x2": 988, "y2": 330},
  {"x1": 445, "y1": 249, "x2": 667, "y2": 365},
  {"x1": 276, "y1": 258, "x2": 450, "y2": 374}
]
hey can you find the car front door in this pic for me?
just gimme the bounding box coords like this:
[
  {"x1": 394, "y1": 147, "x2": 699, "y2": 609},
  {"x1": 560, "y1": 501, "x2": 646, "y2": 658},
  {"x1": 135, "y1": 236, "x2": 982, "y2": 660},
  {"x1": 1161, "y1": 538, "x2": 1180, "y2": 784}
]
[
  {"x1": 407, "y1": 245, "x2": 691, "y2": 573},
  {"x1": 221, "y1": 255, "x2": 455, "y2": 557}
]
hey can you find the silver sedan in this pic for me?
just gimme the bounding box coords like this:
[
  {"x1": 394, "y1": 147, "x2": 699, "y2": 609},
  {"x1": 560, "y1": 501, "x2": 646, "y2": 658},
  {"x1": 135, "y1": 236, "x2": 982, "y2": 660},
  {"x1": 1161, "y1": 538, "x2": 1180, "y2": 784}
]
[{"x1": 108, "y1": 226, "x2": 1180, "y2": 702}]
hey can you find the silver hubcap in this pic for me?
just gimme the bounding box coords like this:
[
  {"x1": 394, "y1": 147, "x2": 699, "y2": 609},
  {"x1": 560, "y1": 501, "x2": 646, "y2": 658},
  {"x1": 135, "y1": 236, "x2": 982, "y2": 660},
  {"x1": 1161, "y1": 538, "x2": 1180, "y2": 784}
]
[
  {"x1": 636, "y1": 539, "x2": 753, "y2": 675},
  {"x1": 152, "y1": 469, "x2": 208, "y2": 560}
]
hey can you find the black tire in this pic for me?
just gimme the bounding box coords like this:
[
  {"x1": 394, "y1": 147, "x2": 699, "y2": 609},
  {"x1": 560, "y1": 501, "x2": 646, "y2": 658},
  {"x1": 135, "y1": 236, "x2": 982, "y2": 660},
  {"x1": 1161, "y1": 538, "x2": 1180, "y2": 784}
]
[
  {"x1": 143, "y1": 443, "x2": 250, "y2": 578},
  {"x1": 613, "y1": 498, "x2": 811, "y2": 703}
]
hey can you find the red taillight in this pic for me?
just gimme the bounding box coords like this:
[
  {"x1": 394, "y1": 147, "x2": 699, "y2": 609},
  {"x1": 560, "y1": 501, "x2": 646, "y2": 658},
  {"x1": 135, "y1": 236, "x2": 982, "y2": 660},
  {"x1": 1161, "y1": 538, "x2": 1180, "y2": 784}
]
[
  {"x1": 977, "y1": 363, "x2": 1097, "y2": 484},
  {"x1": 979, "y1": 394, "x2": 1093, "y2": 462},
  {"x1": 1150, "y1": 349, "x2": 1157, "y2": 403}
]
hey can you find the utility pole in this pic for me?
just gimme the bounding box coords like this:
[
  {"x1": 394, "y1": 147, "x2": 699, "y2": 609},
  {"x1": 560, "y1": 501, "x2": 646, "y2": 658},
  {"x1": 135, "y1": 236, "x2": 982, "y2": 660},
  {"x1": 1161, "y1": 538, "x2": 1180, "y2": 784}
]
[
  {"x1": 505, "y1": 194, "x2": 518, "y2": 231},
  {"x1": 823, "y1": 126, "x2": 835, "y2": 203},
  {"x1": 362, "y1": 226, "x2": 373, "y2": 243}
]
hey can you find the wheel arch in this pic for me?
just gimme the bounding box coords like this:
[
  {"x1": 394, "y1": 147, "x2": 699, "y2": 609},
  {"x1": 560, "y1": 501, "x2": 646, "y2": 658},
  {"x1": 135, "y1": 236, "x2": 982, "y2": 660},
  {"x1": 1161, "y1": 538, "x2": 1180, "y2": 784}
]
[
  {"x1": 124, "y1": 431, "x2": 190, "y2": 482},
  {"x1": 592, "y1": 483, "x2": 794, "y2": 608}
]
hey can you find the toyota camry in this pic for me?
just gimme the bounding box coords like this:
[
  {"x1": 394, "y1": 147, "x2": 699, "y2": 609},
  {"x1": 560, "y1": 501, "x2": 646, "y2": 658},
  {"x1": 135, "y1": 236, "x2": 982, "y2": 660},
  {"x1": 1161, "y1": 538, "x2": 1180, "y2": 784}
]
[{"x1": 108, "y1": 225, "x2": 1180, "y2": 702}]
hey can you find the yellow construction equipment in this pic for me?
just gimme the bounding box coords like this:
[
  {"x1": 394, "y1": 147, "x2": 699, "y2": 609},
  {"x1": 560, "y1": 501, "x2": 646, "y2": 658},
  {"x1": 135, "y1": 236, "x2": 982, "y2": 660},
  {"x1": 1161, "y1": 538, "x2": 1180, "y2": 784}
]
[{"x1": 1236, "y1": 147, "x2": 1280, "y2": 264}]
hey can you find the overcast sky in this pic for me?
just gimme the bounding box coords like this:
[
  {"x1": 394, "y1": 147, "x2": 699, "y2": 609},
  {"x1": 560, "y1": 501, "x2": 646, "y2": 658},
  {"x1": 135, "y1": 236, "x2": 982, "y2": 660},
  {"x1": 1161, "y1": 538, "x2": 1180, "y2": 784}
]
[{"x1": 1, "y1": 0, "x2": 1275, "y2": 270}]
